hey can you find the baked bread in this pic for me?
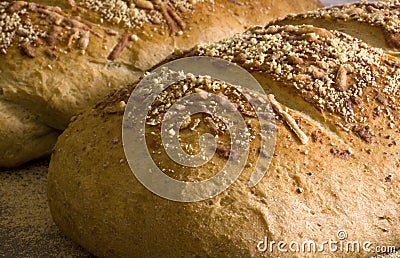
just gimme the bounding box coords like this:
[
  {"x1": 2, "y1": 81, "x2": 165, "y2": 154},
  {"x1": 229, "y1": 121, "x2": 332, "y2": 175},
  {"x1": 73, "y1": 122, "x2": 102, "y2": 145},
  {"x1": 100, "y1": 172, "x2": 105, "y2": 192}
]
[
  {"x1": 0, "y1": 0, "x2": 321, "y2": 168},
  {"x1": 0, "y1": 99, "x2": 59, "y2": 168},
  {"x1": 0, "y1": 0, "x2": 321, "y2": 130},
  {"x1": 48, "y1": 24, "x2": 400, "y2": 257},
  {"x1": 270, "y1": 0, "x2": 400, "y2": 56}
]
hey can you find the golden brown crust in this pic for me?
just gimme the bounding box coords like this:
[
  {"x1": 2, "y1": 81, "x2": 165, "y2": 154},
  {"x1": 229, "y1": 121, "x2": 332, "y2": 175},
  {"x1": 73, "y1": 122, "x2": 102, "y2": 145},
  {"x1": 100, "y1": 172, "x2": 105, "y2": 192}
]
[
  {"x1": 0, "y1": 0, "x2": 322, "y2": 130},
  {"x1": 48, "y1": 25, "x2": 400, "y2": 257},
  {"x1": 0, "y1": 0, "x2": 321, "y2": 167},
  {"x1": 270, "y1": 0, "x2": 400, "y2": 54},
  {"x1": 0, "y1": 99, "x2": 59, "y2": 168}
]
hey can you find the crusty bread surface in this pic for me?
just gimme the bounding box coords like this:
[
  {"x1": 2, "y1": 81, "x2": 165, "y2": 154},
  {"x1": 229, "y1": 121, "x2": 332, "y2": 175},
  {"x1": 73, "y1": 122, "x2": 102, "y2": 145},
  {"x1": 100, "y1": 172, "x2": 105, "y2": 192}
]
[
  {"x1": 0, "y1": 0, "x2": 321, "y2": 129},
  {"x1": 0, "y1": 99, "x2": 59, "y2": 168},
  {"x1": 48, "y1": 24, "x2": 400, "y2": 257},
  {"x1": 0, "y1": 0, "x2": 321, "y2": 167},
  {"x1": 271, "y1": 1, "x2": 400, "y2": 55}
]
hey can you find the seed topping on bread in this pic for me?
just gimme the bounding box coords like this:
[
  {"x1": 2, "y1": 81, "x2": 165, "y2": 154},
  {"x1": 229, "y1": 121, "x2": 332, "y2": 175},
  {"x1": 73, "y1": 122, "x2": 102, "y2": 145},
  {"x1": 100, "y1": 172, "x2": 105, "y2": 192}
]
[
  {"x1": 79, "y1": 0, "x2": 196, "y2": 34},
  {"x1": 144, "y1": 71, "x2": 270, "y2": 148},
  {"x1": 0, "y1": 0, "x2": 205, "y2": 57},
  {"x1": 282, "y1": 0, "x2": 400, "y2": 48},
  {"x1": 190, "y1": 25, "x2": 400, "y2": 136},
  {"x1": 0, "y1": 2, "x2": 44, "y2": 55}
]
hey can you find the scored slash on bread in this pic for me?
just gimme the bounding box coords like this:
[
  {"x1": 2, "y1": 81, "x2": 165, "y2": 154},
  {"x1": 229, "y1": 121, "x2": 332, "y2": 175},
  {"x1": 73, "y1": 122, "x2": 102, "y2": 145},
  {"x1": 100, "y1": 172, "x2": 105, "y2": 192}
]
[
  {"x1": 0, "y1": 0, "x2": 322, "y2": 167},
  {"x1": 270, "y1": 0, "x2": 400, "y2": 56},
  {"x1": 48, "y1": 24, "x2": 400, "y2": 257}
]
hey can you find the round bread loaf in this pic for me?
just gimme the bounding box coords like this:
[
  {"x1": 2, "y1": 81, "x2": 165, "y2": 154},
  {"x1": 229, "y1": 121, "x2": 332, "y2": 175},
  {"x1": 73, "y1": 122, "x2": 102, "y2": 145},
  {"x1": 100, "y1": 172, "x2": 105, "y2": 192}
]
[
  {"x1": 48, "y1": 24, "x2": 400, "y2": 257},
  {"x1": 270, "y1": 0, "x2": 400, "y2": 55},
  {"x1": 0, "y1": 0, "x2": 321, "y2": 168}
]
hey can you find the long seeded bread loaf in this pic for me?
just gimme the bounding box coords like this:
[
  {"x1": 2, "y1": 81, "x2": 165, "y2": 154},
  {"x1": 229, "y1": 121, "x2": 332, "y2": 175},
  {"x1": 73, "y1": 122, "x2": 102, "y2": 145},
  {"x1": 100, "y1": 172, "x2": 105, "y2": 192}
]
[
  {"x1": 48, "y1": 24, "x2": 400, "y2": 257},
  {"x1": 0, "y1": 0, "x2": 321, "y2": 167}
]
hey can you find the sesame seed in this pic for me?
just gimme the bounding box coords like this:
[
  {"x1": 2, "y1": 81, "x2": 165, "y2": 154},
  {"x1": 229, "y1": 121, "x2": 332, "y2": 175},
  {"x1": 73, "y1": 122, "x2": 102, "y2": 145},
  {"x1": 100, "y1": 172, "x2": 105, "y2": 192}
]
[{"x1": 0, "y1": 2, "x2": 44, "y2": 55}]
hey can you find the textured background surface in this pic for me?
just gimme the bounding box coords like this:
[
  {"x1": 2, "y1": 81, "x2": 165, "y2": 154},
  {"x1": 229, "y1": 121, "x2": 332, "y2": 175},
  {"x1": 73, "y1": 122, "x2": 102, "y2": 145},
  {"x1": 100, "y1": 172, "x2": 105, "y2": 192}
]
[
  {"x1": 0, "y1": 1, "x2": 397, "y2": 257},
  {"x1": 0, "y1": 159, "x2": 92, "y2": 257}
]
